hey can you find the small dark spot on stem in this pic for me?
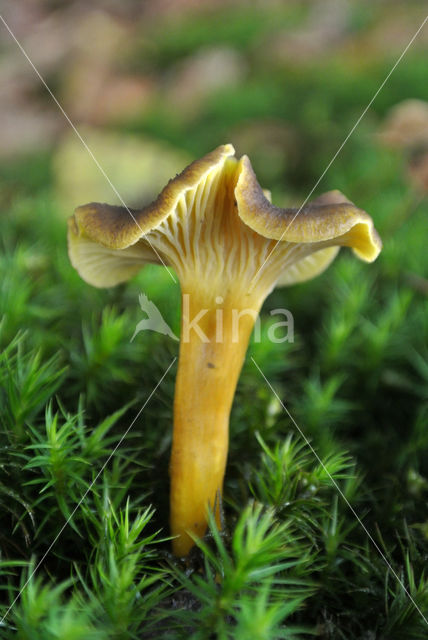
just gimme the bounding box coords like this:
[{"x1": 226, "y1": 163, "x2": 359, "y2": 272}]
[{"x1": 207, "y1": 362, "x2": 215, "y2": 369}]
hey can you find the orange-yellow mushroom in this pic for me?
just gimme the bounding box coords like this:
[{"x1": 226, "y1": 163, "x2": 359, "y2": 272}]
[{"x1": 68, "y1": 144, "x2": 382, "y2": 556}]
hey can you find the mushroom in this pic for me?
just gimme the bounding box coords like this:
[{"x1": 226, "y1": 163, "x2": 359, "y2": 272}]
[{"x1": 68, "y1": 144, "x2": 382, "y2": 556}]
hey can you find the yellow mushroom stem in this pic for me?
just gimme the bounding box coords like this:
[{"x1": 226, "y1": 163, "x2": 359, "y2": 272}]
[{"x1": 170, "y1": 288, "x2": 262, "y2": 556}]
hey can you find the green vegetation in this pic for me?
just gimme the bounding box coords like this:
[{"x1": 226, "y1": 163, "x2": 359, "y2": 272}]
[{"x1": 1, "y1": 2, "x2": 428, "y2": 638}]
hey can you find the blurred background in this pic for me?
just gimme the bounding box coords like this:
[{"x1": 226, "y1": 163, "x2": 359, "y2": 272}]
[{"x1": 1, "y1": 0, "x2": 427, "y2": 210}]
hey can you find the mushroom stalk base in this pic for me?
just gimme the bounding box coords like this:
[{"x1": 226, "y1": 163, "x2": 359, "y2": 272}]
[{"x1": 170, "y1": 290, "x2": 261, "y2": 556}]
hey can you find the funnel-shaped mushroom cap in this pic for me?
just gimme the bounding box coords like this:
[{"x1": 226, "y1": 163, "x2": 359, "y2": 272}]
[{"x1": 68, "y1": 144, "x2": 381, "y2": 296}]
